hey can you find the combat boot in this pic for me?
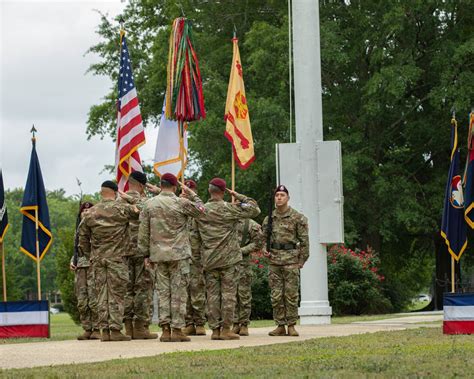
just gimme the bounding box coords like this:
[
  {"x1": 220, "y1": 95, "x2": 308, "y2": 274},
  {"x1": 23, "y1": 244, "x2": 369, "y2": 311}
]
[
  {"x1": 110, "y1": 329, "x2": 132, "y2": 341},
  {"x1": 231, "y1": 323, "x2": 240, "y2": 334},
  {"x1": 77, "y1": 330, "x2": 92, "y2": 340},
  {"x1": 124, "y1": 319, "x2": 133, "y2": 337},
  {"x1": 211, "y1": 328, "x2": 221, "y2": 340},
  {"x1": 160, "y1": 324, "x2": 171, "y2": 342},
  {"x1": 183, "y1": 324, "x2": 196, "y2": 336},
  {"x1": 171, "y1": 328, "x2": 191, "y2": 342},
  {"x1": 101, "y1": 329, "x2": 110, "y2": 342},
  {"x1": 90, "y1": 329, "x2": 101, "y2": 340},
  {"x1": 268, "y1": 325, "x2": 286, "y2": 336},
  {"x1": 133, "y1": 320, "x2": 158, "y2": 339},
  {"x1": 287, "y1": 325, "x2": 299, "y2": 337},
  {"x1": 239, "y1": 325, "x2": 249, "y2": 336},
  {"x1": 195, "y1": 325, "x2": 206, "y2": 336},
  {"x1": 220, "y1": 327, "x2": 240, "y2": 340}
]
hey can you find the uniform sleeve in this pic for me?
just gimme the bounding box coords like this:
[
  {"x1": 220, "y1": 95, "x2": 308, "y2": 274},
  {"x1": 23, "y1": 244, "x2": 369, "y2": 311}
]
[
  {"x1": 224, "y1": 195, "x2": 261, "y2": 221},
  {"x1": 77, "y1": 218, "x2": 91, "y2": 258},
  {"x1": 138, "y1": 206, "x2": 151, "y2": 257},
  {"x1": 240, "y1": 221, "x2": 264, "y2": 255},
  {"x1": 179, "y1": 195, "x2": 205, "y2": 219},
  {"x1": 190, "y1": 219, "x2": 202, "y2": 261},
  {"x1": 297, "y1": 214, "x2": 310, "y2": 265},
  {"x1": 261, "y1": 216, "x2": 269, "y2": 249}
]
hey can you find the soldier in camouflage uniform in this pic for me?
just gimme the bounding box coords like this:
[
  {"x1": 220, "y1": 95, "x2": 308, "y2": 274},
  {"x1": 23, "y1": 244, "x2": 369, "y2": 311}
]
[
  {"x1": 262, "y1": 185, "x2": 309, "y2": 337},
  {"x1": 232, "y1": 218, "x2": 264, "y2": 336},
  {"x1": 119, "y1": 171, "x2": 157, "y2": 340},
  {"x1": 70, "y1": 202, "x2": 100, "y2": 340},
  {"x1": 194, "y1": 178, "x2": 260, "y2": 340},
  {"x1": 78, "y1": 181, "x2": 139, "y2": 342},
  {"x1": 183, "y1": 179, "x2": 207, "y2": 336},
  {"x1": 138, "y1": 173, "x2": 204, "y2": 343}
]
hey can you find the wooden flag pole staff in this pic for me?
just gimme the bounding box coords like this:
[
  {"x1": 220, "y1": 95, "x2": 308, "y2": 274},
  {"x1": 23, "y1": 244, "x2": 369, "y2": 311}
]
[
  {"x1": 180, "y1": 121, "x2": 185, "y2": 185},
  {"x1": 231, "y1": 149, "x2": 235, "y2": 202},
  {"x1": 1, "y1": 241, "x2": 6, "y2": 301},
  {"x1": 451, "y1": 256, "x2": 455, "y2": 293}
]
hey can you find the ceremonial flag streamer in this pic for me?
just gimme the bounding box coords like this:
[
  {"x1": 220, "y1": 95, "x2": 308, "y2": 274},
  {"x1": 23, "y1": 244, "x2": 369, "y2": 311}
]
[
  {"x1": 116, "y1": 30, "x2": 146, "y2": 191},
  {"x1": 165, "y1": 18, "x2": 206, "y2": 122},
  {"x1": 224, "y1": 37, "x2": 255, "y2": 169},
  {"x1": 0, "y1": 301, "x2": 49, "y2": 338},
  {"x1": 153, "y1": 100, "x2": 188, "y2": 179},
  {"x1": 20, "y1": 140, "x2": 52, "y2": 262},
  {"x1": 440, "y1": 118, "x2": 467, "y2": 261},
  {"x1": 443, "y1": 293, "x2": 474, "y2": 335},
  {"x1": 0, "y1": 170, "x2": 8, "y2": 243},
  {"x1": 464, "y1": 112, "x2": 474, "y2": 227}
]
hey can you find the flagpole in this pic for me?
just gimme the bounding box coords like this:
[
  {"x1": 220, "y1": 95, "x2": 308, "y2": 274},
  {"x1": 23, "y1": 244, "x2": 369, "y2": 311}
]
[
  {"x1": 231, "y1": 149, "x2": 235, "y2": 202},
  {"x1": 451, "y1": 256, "x2": 455, "y2": 293},
  {"x1": 1, "y1": 241, "x2": 6, "y2": 301},
  {"x1": 180, "y1": 120, "x2": 185, "y2": 185}
]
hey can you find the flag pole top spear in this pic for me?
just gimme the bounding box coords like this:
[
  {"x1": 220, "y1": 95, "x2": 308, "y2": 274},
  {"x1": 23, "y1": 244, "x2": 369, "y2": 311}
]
[{"x1": 30, "y1": 125, "x2": 37, "y2": 145}]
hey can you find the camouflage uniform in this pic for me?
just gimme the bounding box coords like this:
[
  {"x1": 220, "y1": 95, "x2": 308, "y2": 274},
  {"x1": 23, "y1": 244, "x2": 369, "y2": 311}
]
[
  {"x1": 185, "y1": 220, "x2": 207, "y2": 327},
  {"x1": 262, "y1": 207, "x2": 309, "y2": 326},
  {"x1": 195, "y1": 193, "x2": 260, "y2": 330},
  {"x1": 120, "y1": 191, "x2": 154, "y2": 325},
  {"x1": 78, "y1": 199, "x2": 138, "y2": 332},
  {"x1": 71, "y1": 248, "x2": 98, "y2": 332},
  {"x1": 234, "y1": 219, "x2": 264, "y2": 326},
  {"x1": 138, "y1": 191, "x2": 204, "y2": 329}
]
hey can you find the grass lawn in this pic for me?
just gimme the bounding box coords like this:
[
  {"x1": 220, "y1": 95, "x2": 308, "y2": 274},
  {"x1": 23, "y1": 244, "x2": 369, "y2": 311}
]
[
  {"x1": 0, "y1": 313, "x2": 427, "y2": 345},
  {"x1": 1, "y1": 327, "x2": 472, "y2": 378}
]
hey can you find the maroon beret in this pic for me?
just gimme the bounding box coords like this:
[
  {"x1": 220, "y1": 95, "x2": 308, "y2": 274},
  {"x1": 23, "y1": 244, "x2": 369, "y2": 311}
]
[
  {"x1": 209, "y1": 177, "x2": 226, "y2": 191},
  {"x1": 79, "y1": 202, "x2": 94, "y2": 214},
  {"x1": 161, "y1": 173, "x2": 178, "y2": 186},
  {"x1": 274, "y1": 185, "x2": 289, "y2": 196},
  {"x1": 185, "y1": 179, "x2": 197, "y2": 189}
]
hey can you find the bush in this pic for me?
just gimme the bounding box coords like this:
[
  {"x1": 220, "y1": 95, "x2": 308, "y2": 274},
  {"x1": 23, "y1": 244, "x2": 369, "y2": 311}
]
[
  {"x1": 328, "y1": 245, "x2": 392, "y2": 315},
  {"x1": 250, "y1": 251, "x2": 272, "y2": 320}
]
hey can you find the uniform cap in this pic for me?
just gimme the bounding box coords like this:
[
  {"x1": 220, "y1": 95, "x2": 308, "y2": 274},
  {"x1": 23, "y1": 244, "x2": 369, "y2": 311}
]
[
  {"x1": 185, "y1": 179, "x2": 197, "y2": 189},
  {"x1": 130, "y1": 171, "x2": 147, "y2": 185},
  {"x1": 274, "y1": 185, "x2": 289, "y2": 196},
  {"x1": 161, "y1": 173, "x2": 178, "y2": 186},
  {"x1": 101, "y1": 180, "x2": 118, "y2": 192},
  {"x1": 209, "y1": 177, "x2": 226, "y2": 191}
]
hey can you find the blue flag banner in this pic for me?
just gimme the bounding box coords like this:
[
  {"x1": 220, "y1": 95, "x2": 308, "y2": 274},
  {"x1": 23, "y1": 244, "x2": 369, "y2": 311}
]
[
  {"x1": 464, "y1": 113, "x2": 474, "y2": 228},
  {"x1": 441, "y1": 118, "x2": 467, "y2": 261},
  {"x1": 20, "y1": 140, "x2": 52, "y2": 262},
  {"x1": 0, "y1": 170, "x2": 8, "y2": 243}
]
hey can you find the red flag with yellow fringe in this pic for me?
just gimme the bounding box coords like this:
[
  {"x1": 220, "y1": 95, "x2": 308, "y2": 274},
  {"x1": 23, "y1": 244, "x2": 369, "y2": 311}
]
[{"x1": 224, "y1": 37, "x2": 255, "y2": 169}]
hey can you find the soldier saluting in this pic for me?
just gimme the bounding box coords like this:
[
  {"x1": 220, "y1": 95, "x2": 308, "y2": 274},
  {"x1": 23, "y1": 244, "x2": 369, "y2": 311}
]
[{"x1": 262, "y1": 185, "x2": 309, "y2": 337}]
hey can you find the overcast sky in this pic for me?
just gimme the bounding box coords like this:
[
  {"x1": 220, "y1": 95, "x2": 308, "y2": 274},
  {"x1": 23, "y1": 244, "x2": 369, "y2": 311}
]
[{"x1": 0, "y1": 0, "x2": 160, "y2": 195}]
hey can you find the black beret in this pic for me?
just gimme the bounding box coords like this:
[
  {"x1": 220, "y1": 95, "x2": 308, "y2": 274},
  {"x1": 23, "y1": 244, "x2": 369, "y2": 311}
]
[
  {"x1": 274, "y1": 185, "x2": 289, "y2": 196},
  {"x1": 101, "y1": 180, "x2": 118, "y2": 192},
  {"x1": 130, "y1": 171, "x2": 147, "y2": 185}
]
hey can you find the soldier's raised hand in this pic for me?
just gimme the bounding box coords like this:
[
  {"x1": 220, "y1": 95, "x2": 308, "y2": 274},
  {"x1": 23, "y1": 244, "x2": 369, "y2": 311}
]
[{"x1": 146, "y1": 183, "x2": 160, "y2": 194}]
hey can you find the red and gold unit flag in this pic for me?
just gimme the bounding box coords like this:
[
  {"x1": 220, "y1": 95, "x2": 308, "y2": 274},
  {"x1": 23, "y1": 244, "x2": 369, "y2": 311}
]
[{"x1": 224, "y1": 37, "x2": 255, "y2": 169}]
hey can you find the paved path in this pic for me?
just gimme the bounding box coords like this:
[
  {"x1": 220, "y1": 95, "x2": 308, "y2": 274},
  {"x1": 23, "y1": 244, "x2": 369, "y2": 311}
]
[{"x1": 0, "y1": 314, "x2": 443, "y2": 370}]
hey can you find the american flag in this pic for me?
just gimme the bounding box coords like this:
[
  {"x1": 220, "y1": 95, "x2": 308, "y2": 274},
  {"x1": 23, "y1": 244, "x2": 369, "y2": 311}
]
[{"x1": 115, "y1": 32, "x2": 145, "y2": 191}]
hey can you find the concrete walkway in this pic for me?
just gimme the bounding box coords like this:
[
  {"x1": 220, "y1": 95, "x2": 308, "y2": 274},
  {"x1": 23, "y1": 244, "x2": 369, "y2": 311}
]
[{"x1": 0, "y1": 314, "x2": 443, "y2": 370}]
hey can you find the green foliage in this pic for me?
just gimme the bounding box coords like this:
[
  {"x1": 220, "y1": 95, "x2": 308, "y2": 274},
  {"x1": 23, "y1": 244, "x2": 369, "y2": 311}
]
[
  {"x1": 86, "y1": 1, "x2": 474, "y2": 310},
  {"x1": 328, "y1": 245, "x2": 392, "y2": 315},
  {"x1": 250, "y1": 252, "x2": 272, "y2": 320}
]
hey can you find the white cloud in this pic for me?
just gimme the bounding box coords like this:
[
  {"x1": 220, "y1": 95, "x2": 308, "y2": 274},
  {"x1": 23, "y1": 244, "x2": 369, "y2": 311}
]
[{"x1": 0, "y1": 0, "x2": 158, "y2": 195}]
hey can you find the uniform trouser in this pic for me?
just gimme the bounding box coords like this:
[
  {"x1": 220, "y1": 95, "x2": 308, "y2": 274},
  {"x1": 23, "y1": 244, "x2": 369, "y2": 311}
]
[
  {"x1": 205, "y1": 265, "x2": 238, "y2": 330},
  {"x1": 155, "y1": 258, "x2": 190, "y2": 329},
  {"x1": 268, "y1": 264, "x2": 300, "y2": 326},
  {"x1": 233, "y1": 257, "x2": 253, "y2": 326},
  {"x1": 185, "y1": 259, "x2": 206, "y2": 326},
  {"x1": 123, "y1": 256, "x2": 154, "y2": 324},
  {"x1": 94, "y1": 258, "x2": 128, "y2": 331},
  {"x1": 75, "y1": 267, "x2": 98, "y2": 331}
]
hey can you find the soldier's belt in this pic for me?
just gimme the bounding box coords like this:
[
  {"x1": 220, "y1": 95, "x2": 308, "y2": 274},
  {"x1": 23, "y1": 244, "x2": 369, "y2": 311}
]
[{"x1": 271, "y1": 242, "x2": 297, "y2": 250}]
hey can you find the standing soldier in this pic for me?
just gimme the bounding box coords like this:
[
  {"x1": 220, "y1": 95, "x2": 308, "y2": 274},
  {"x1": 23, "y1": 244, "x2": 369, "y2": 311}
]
[
  {"x1": 262, "y1": 185, "x2": 309, "y2": 337},
  {"x1": 183, "y1": 179, "x2": 207, "y2": 336},
  {"x1": 70, "y1": 202, "x2": 100, "y2": 340},
  {"x1": 78, "y1": 181, "x2": 139, "y2": 342},
  {"x1": 138, "y1": 173, "x2": 204, "y2": 342},
  {"x1": 195, "y1": 178, "x2": 260, "y2": 340},
  {"x1": 119, "y1": 171, "x2": 157, "y2": 339},
  {"x1": 232, "y1": 218, "x2": 263, "y2": 336}
]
